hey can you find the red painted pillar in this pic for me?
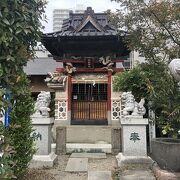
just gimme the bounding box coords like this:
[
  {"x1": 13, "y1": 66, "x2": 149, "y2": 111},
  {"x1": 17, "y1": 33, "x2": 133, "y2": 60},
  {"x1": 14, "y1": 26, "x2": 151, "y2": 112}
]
[
  {"x1": 68, "y1": 75, "x2": 72, "y2": 111},
  {"x1": 107, "y1": 71, "x2": 112, "y2": 111}
]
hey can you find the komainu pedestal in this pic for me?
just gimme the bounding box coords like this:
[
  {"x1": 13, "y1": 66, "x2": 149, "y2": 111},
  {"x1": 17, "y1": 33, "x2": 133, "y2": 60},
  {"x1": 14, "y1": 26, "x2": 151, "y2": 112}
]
[
  {"x1": 116, "y1": 116, "x2": 152, "y2": 166},
  {"x1": 30, "y1": 117, "x2": 57, "y2": 168}
]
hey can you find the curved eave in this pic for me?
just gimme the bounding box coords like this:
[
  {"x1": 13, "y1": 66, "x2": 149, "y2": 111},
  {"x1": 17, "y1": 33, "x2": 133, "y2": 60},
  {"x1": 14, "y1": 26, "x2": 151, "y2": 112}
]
[{"x1": 41, "y1": 34, "x2": 129, "y2": 58}]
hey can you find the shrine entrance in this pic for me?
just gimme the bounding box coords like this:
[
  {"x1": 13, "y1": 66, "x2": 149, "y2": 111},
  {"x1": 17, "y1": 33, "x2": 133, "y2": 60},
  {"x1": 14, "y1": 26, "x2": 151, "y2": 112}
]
[{"x1": 71, "y1": 83, "x2": 108, "y2": 125}]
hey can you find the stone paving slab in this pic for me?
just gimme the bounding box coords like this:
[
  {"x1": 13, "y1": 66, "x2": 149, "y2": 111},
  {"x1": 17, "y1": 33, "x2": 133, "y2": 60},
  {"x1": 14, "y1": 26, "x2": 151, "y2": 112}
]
[
  {"x1": 88, "y1": 171, "x2": 112, "y2": 180},
  {"x1": 65, "y1": 158, "x2": 88, "y2": 172},
  {"x1": 70, "y1": 153, "x2": 107, "y2": 159},
  {"x1": 119, "y1": 170, "x2": 156, "y2": 180}
]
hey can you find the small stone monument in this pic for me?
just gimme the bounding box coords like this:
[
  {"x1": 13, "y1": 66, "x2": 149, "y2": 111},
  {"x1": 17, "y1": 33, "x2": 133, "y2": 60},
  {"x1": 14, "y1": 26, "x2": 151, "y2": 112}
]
[
  {"x1": 30, "y1": 91, "x2": 57, "y2": 168},
  {"x1": 116, "y1": 92, "x2": 152, "y2": 166}
]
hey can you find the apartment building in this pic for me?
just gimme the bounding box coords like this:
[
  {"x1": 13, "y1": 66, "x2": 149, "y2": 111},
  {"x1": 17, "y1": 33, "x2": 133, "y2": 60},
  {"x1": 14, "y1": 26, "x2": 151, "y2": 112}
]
[
  {"x1": 53, "y1": 9, "x2": 70, "y2": 32},
  {"x1": 53, "y1": 5, "x2": 85, "y2": 32}
]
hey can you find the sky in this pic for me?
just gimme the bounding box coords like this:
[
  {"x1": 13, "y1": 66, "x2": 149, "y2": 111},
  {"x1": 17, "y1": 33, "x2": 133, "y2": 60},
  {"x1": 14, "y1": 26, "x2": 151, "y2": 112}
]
[{"x1": 42, "y1": 0, "x2": 120, "y2": 33}]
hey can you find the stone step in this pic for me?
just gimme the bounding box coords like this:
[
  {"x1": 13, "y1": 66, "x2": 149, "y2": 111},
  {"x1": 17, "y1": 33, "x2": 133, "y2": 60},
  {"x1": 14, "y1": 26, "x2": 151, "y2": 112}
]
[
  {"x1": 88, "y1": 171, "x2": 112, "y2": 180},
  {"x1": 65, "y1": 158, "x2": 88, "y2": 172},
  {"x1": 66, "y1": 143, "x2": 112, "y2": 154},
  {"x1": 70, "y1": 153, "x2": 107, "y2": 159}
]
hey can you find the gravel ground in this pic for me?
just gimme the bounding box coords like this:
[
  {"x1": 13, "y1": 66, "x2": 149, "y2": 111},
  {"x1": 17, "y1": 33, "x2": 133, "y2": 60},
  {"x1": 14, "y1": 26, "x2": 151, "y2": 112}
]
[
  {"x1": 21, "y1": 154, "x2": 117, "y2": 180},
  {"x1": 112, "y1": 164, "x2": 155, "y2": 180}
]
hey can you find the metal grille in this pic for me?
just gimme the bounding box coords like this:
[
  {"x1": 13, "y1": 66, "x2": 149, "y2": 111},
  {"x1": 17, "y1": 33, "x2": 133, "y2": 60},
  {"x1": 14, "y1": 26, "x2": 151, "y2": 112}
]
[
  {"x1": 72, "y1": 83, "x2": 107, "y2": 122},
  {"x1": 72, "y1": 83, "x2": 107, "y2": 101}
]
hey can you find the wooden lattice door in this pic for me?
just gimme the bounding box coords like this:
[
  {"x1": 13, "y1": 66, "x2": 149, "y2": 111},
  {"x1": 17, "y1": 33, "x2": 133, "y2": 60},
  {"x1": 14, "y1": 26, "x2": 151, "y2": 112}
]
[{"x1": 71, "y1": 83, "x2": 108, "y2": 125}]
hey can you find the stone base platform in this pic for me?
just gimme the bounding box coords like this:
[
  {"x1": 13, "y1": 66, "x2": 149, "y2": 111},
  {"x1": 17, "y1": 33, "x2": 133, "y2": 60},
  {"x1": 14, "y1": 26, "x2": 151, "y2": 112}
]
[
  {"x1": 29, "y1": 152, "x2": 57, "y2": 168},
  {"x1": 116, "y1": 153, "x2": 153, "y2": 166}
]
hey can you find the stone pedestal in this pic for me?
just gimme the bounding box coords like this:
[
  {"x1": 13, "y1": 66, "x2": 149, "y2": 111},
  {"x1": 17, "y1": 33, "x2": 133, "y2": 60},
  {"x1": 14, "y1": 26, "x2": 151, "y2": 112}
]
[
  {"x1": 116, "y1": 116, "x2": 152, "y2": 166},
  {"x1": 30, "y1": 117, "x2": 57, "y2": 168}
]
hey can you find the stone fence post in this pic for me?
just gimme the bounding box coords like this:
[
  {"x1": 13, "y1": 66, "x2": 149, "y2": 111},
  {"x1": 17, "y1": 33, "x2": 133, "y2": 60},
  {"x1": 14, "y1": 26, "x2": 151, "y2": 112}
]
[{"x1": 111, "y1": 127, "x2": 121, "y2": 154}]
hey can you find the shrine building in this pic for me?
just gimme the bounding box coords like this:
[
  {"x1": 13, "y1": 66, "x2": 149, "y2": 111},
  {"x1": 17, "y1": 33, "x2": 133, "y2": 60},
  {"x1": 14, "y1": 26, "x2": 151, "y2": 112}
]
[{"x1": 42, "y1": 7, "x2": 130, "y2": 128}]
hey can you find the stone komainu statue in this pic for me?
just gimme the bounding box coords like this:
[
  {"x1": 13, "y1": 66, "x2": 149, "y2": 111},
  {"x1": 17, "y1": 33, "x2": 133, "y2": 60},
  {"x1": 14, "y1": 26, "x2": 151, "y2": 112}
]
[
  {"x1": 122, "y1": 91, "x2": 146, "y2": 116},
  {"x1": 33, "y1": 91, "x2": 51, "y2": 117}
]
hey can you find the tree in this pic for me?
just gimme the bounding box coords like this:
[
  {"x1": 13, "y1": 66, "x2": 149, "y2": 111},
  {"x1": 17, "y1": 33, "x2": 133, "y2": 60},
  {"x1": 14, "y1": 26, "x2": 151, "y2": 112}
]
[
  {"x1": 111, "y1": 0, "x2": 180, "y2": 60},
  {"x1": 112, "y1": 0, "x2": 180, "y2": 136},
  {"x1": 113, "y1": 67, "x2": 149, "y2": 101},
  {"x1": 0, "y1": 0, "x2": 46, "y2": 178}
]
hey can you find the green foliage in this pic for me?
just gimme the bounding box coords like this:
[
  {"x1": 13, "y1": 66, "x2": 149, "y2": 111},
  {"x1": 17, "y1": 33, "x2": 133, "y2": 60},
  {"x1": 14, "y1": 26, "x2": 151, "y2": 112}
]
[
  {"x1": 111, "y1": 0, "x2": 180, "y2": 59},
  {"x1": 114, "y1": 62, "x2": 180, "y2": 136},
  {"x1": 0, "y1": 0, "x2": 46, "y2": 82},
  {"x1": 8, "y1": 74, "x2": 35, "y2": 176},
  {"x1": 114, "y1": 67, "x2": 149, "y2": 101},
  {"x1": 0, "y1": 0, "x2": 46, "y2": 178},
  {"x1": 0, "y1": 123, "x2": 15, "y2": 179}
]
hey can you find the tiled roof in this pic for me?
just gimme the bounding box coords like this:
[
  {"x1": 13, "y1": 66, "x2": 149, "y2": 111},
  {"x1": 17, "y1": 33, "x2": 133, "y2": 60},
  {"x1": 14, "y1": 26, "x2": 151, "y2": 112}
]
[
  {"x1": 41, "y1": 7, "x2": 129, "y2": 58},
  {"x1": 44, "y1": 7, "x2": 117, "y2": 37},
  {"x1": 24, "y1": 57, "x2": 61, "y2": 75}
]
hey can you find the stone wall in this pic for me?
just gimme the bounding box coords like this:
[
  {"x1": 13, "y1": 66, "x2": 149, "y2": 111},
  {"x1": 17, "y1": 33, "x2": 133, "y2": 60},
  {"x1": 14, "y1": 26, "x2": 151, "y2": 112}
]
[{"x1": 151, "y1": 138, "x2": 180, "y2": 172}]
